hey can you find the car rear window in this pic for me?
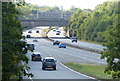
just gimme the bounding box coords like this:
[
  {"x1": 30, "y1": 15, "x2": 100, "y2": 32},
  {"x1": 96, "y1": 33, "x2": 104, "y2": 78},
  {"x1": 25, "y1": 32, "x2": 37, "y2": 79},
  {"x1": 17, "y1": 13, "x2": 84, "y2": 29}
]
[
  {"x1": 30, "y1": 44, "x2": 34, "y2": 46},
  {"x1": 45, "y1": 59, "x2": 54, "y2": 62},
  {"x1": 34, "y1": 54, "x2": 40, "y2": 56}
]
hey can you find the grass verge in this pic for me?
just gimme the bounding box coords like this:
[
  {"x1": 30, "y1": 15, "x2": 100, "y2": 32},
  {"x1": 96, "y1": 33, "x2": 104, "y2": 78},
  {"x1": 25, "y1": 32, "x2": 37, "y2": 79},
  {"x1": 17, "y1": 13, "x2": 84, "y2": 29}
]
[
  {"x1": 41, "y1": 26, "x2": 56, "y2": 37},
  {"x1": 65, "y1": 63, "x2": 112, "y2": 80}
]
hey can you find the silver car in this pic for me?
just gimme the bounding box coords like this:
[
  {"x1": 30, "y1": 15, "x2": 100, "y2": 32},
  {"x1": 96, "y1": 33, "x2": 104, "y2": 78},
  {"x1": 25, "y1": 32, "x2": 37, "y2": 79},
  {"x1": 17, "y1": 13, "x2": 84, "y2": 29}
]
[{"x1": 42, "y1": 57, "x2": 57, "y2": 70}]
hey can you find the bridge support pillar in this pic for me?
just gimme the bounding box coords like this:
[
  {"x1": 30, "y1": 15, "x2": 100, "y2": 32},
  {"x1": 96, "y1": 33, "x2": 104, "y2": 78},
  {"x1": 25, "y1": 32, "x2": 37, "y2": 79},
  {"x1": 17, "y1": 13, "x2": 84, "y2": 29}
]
[
  {"x1": 49, "y1": 26, "x2": 52, "y2": 28},
  {"x1": 67, "y1": 27, "x2": 70, "y2": 37}
]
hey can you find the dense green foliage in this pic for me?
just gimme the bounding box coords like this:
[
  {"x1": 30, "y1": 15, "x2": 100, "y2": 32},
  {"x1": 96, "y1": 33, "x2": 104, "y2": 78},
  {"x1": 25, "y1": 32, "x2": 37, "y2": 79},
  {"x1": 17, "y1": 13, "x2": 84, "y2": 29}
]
[
  {"x1": 101, "y1": 2, "x2": 120, "y2": 79},
  {"x1": 18, "y1": 3, "x2": 61, "y2": 20},
  {"x1": 68, "y1": 1, "x2": 120, "y2": 79},
  {"x1": 2, "y1": 2, "x2": 32, "y2": 81},
  {"x1": 69, "y1": 2, "x2": 119, "y2": 43},
  {"x1": 18, "y1": 3, "x2": 79, "y2": 20},
  {"x1": 25, "y1": 3, "x2": 60, "y2": 12}
]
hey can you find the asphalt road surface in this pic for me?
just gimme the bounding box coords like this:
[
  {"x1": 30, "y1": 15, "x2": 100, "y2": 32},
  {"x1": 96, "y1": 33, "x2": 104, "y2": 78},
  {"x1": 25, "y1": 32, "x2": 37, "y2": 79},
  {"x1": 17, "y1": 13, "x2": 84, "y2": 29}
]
[
  {"x1": 23, "y1": 27, "x2": 106, "y2": 80},
  {"x1": 47, "y1": 27, "x2": 106, "y2": 52}
]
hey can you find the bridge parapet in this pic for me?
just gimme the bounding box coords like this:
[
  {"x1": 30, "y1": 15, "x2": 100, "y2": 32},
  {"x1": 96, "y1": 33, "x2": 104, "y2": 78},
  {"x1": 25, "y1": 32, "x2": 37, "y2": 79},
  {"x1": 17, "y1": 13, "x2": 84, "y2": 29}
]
[
  {"x1": 21, "y1": 19, "x2": 69, "y2": 27},
  {"x1": 20, "y1": 11, "x2": 73, "y2": 27}
]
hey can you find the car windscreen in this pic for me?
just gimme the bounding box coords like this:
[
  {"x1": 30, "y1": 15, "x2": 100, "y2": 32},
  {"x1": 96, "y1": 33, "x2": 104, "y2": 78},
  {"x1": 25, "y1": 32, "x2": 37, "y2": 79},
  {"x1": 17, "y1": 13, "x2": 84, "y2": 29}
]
[
  {"x1": 55, "y1": 41, "x2": 59, "y2": 43},
  {"x1": 45, "y1": 59, "x2": 54, "y2": 62},
  {"x1": 72, "y1": 37, "x2": 77, "y2": 39}
]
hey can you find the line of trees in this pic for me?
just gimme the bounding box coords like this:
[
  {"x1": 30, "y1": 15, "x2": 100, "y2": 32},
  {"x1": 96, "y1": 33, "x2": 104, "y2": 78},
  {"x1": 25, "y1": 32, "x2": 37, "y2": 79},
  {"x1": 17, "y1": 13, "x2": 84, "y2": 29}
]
[
  {"x1": 69, "y1": 1, "x2": 119, "y2": 43},
  {"x1": 1, "y1": 0, "x2": 120, "y2": 80},
  {"x1": 2, "y1": 2, "x2": 32, "y2": 81},
  {"x1": 18, "y1": 3, "x2": 61, "y2": 20},
  {"x1": 68, "y1": 1, "x2": 120, "y2": 79}
]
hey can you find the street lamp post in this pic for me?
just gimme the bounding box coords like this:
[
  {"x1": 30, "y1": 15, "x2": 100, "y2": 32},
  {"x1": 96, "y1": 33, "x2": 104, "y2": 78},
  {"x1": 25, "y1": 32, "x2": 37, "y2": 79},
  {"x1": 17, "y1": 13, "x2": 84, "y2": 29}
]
[{"x1": 61, "y1": 6, "x2": 63, "y2": 20}]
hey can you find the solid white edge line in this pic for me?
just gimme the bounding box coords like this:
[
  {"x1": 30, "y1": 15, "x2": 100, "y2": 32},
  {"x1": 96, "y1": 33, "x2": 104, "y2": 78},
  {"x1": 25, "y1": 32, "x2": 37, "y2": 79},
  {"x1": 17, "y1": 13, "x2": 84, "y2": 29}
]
[
  {"x1": 25, "y1": 28, "x2": 100, "y2": 80},
  {"x1": 59, "y1": 62, "x2": 99, "y2": 80}
]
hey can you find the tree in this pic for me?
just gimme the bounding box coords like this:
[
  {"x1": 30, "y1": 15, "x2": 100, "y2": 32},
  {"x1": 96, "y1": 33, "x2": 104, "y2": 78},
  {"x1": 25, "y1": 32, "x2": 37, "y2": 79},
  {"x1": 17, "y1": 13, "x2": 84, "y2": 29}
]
[
  {"x1": 2, "y1": 2, "x2": 32, "y2": 81},
  {"x1": 101, "y1": 13, "x2": 120, "y2": 79},
  {"x1": 68, "y1": 0, "x2": 120, "y2": 79},
  {"x1": 100, "y1": 1, "x2": 120, "y2": 79}
]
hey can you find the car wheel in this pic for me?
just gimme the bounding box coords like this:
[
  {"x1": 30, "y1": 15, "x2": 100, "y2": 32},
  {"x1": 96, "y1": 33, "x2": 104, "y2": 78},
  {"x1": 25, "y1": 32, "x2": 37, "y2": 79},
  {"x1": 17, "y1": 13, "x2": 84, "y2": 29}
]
[
  {"x1": 40, "y1": 59, "x2": 42, "y2": 62},
  {"x1": 42, "y1": 67, "x2": 45, "y2": 70},
  {"x1": 53, "y1": 67, "x2": 56, "y2": 70}
]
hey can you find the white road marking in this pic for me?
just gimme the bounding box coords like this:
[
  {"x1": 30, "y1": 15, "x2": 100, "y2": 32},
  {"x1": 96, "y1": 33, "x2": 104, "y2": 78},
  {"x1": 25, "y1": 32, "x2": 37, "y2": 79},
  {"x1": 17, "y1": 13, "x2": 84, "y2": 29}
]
[
  {"x1": 24, "y1": 27, "x2": 103, "y2": 80},
  {"x1": 59, "y1": 62, "x2": 97, "y2": 80}
]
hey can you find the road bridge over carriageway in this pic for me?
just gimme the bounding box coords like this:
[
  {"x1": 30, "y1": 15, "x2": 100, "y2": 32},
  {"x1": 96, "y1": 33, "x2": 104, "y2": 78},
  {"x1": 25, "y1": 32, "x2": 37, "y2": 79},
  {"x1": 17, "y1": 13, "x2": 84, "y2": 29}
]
[
  {"x1": 20, "y1": 10, "x2": 73, "y2": 27},
  {"x1": 20, "y1": 11, "x2": 73, "y2": 37},
  {"x1": 20, "y1": 19, "x2": 69, "y2": 27}
]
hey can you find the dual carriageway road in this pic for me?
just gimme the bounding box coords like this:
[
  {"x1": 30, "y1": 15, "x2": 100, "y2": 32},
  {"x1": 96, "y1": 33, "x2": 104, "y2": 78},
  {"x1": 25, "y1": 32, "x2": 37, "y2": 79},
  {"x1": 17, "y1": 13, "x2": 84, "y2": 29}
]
[{"x1": 23, "y1": 27, "x2": 106, "y2": 80}]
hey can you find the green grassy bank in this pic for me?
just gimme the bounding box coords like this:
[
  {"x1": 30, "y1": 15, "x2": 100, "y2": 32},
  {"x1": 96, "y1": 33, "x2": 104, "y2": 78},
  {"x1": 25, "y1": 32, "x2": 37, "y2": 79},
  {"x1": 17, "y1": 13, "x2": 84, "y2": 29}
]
[{"x1": 65, "y1": 63, "x2": 112, "y2": 80}]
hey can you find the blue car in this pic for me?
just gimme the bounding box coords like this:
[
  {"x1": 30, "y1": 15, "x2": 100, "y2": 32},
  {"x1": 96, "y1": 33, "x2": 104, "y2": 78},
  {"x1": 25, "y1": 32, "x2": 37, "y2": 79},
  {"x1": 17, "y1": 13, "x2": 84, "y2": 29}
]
[{"x1": 59, "y1": 43, "x2": 66, "y2": 48}]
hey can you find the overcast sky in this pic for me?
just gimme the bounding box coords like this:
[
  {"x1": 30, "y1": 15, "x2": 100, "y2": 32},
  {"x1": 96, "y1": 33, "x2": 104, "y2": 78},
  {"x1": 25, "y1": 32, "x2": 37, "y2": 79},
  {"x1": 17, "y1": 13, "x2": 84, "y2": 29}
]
[{"x1": 25, "y1": 0, "x2": 108, "y2": 10}]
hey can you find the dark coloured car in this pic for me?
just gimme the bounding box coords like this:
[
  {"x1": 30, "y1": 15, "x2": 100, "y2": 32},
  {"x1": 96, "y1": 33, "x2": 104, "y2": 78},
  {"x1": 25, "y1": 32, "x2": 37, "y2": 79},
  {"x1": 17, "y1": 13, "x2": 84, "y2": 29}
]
[
  {"x1": 36, "y1": 30, "x2": 39, "y2": 33},
  {"x1": 42, "y1": 57, "x2": 57, "y2": 70},
  {"x1": 71, "y1": 37, "x2": 78, "y2": 42},
  {"x1": 31, "y1": 52, "x2": 42, "y2": 61},
  {"x1": 28, "y1": 30, "x2": 32, "y2": 33},
  {"x1": 56, "y1": 33, "x2": 60, "y2": 35},
  {"x1": 53, "y1": 40, "x2": 60, "y2": 45},
  {"x1": 27, "y1": 43, "x2": 35, "y2": 51},
  {"x1": 26, "y1": 35, "x2": 31, "y2": 38},
  {"x1": 58, "y1": 43, "x2": 66, "y2": 48},
  {"x1": 33, "y1": 39, "x2": 38, "y2": 42},
  {"x1": 53, "y1": 29, "x2": 56, "y2": 31}
]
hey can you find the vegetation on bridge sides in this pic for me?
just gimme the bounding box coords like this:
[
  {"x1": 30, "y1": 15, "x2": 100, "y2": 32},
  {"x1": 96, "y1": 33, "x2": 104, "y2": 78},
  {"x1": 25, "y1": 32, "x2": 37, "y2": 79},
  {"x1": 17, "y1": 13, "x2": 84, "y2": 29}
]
[
  {"x1": 18, "y1": 3, "x2": 73, "y2": 20},
  {"x1": 41, "y1": 26, "x2": 56, "y2": 37},
  {"x1": 68, "y1": 1, "x2": 120, "y2": 79},
  {"x1": 63, "y1": 27, "x2": 67, "y2": 36}
]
